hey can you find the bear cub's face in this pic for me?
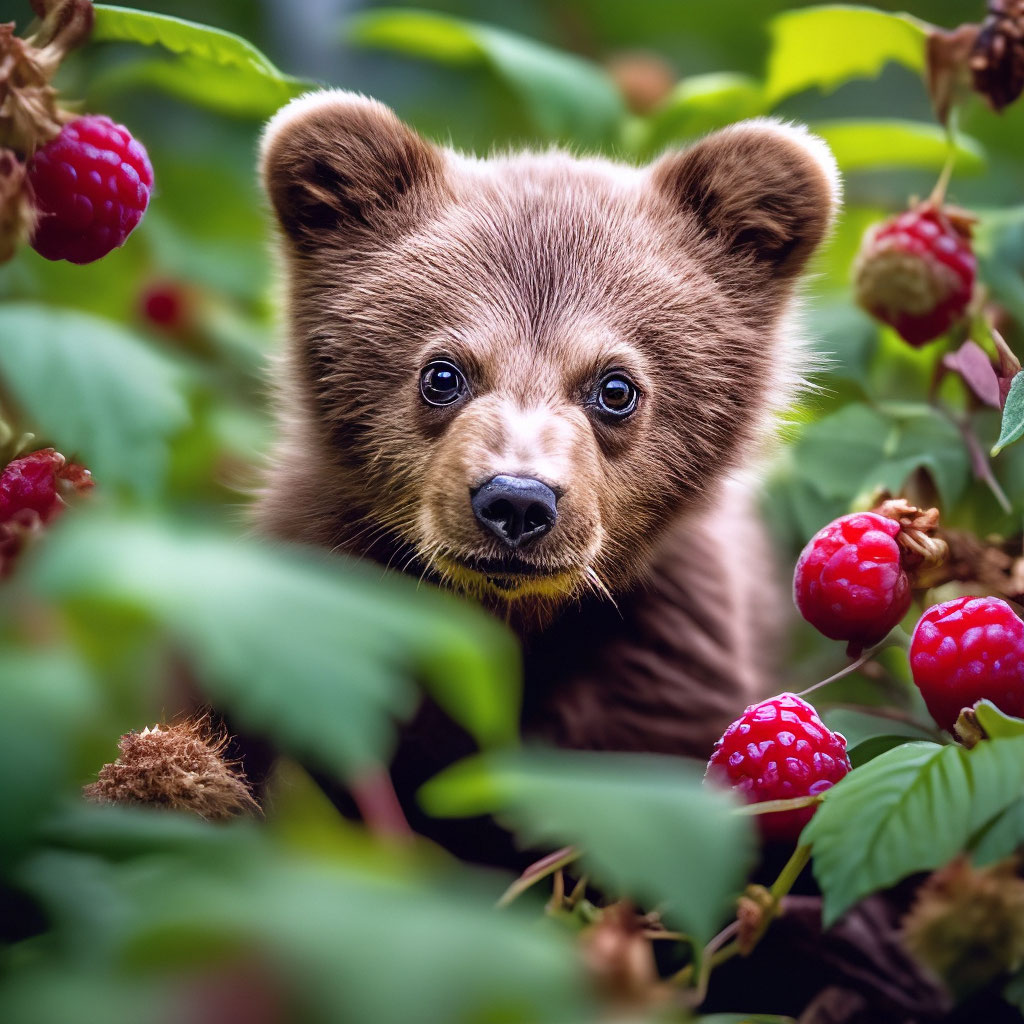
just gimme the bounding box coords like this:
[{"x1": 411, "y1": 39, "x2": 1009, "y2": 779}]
[{"x1": 260, "y1": 92, "x2": 838, "y2": 609}]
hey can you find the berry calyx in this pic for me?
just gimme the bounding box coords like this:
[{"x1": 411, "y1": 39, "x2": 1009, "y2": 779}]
[
  {"x1": 706, "y1": 694, "x2": 850, "y2": 842},
  {"x1": 794, "y1": 512, "x2": 913, "y2": 656},
  {"x1": 853, "y1": 202, "x2": 976, "y2": 346},
  {"x1": 0, "y1": 447, "x2": 92, "y2": 525},
  {"x1": 910, "y1": 595, "x2": 1024, "y2": 732},
  {"x1": 26, "y1": 115, "x2": 153, "y2": 264}
]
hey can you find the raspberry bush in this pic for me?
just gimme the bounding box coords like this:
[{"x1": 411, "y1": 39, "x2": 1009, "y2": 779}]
[{"x1": 2, "y1": 2, "x2": 1024, "y2": 1023}]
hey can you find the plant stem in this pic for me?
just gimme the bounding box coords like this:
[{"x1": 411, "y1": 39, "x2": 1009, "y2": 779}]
[
  {"x1": 349, "y1": 765, "x2": 413, "y2": 842},
  {"x1": 671, "y1": 844, "x2": 812, "y2": 999},
  {"x1": 496, "y1": 846, "x2": 581, "y2": 908}
]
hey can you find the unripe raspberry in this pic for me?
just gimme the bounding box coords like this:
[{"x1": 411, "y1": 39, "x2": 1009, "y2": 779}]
[
  {"x1": 793, "y1": 512, "x2": 912, "y2": 656},
  {"x1": 0, "y1": 447, "x2": 91, "y2": 525},
  {"x1": 853, "y1": 203, "x2": 975, "y2": 346},
  {"x1": 27, "y1": 115, "x2": 153, "y2": 264},
  {"x1": 706, "y1": 694, "x2": 850, "y2": 842},
  {"x1": 910, "y1": 595, "x2": 1024, "y2": 732}
]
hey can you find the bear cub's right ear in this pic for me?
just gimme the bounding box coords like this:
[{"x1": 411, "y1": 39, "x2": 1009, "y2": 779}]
[{"x1": 260, "y1": 90, "x2": 447, "y2": 251}]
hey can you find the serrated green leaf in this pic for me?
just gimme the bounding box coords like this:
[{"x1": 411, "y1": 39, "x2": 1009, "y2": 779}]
[
  {"x1": 0, "y1": 304, "x2": 188, "y2": 499},
  {"x1": 993, "y1": 372, "x2": 1024, "y2": 455},
  {"x1": 347, "y1": 8, "x2": 625, "y2": 145},
  {"x1": 766, "y1": 5, "x2": 928, "y2": 104},
  {"x1": 803, "y1": 738, "x2": 1024, "y2": 924},
  {"x1": 28, "y1": 515, "x2": 520, "y2": 778},
  {"x1": 821, "y1": 708, "x2": 938, "y2": 749},
  {"x1": 814, "y1": 120, "x2": 984, "y2": 174},
  {"x1": 90, "y1": 5, "x2": 311, "y2": 117},
  {"x1": 420, "y1": 749, "x2": 755, "y2": 942}
]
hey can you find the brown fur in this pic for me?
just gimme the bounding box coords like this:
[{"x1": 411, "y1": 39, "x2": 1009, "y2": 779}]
[{"x1": 255, "y1": 91, "x2": 839, "y2": 859}]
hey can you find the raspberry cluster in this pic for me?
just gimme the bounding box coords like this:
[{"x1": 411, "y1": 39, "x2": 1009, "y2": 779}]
[{"x1": 706, "y1": 694, "x2": 850, "y2": 842}]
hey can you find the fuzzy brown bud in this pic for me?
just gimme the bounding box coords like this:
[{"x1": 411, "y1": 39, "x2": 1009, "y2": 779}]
[
  {"x1": 606, "y1": 51, "x2": 676, "y2": 115},
  {"x1": 903, "y1": 855, "x2": 1024, "y2": 998},
  {"x1": 579, "y1": 902, "x2": 666, "y2": 1010},
  {"x1": 970, "y1": 0, "x2": 1024, "y2": 111},
  {"x1": 0, "y1": 148, "x2": 32, "y2": 262},
  {"x1": 84, "y1": 719, "x2": 260, "y2": 822}
]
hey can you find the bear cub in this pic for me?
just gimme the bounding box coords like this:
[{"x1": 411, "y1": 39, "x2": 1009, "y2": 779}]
[{"x1": 256, "y1": 90, "x2": 840, "y2": 862}]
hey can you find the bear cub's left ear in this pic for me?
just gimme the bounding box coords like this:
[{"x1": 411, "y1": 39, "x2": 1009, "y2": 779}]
[{"x1": 652, "y1": 119, "x2": 841, "y2": 281}]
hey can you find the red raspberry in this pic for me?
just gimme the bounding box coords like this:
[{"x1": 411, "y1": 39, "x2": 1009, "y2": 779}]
[
  {"x1": 853, "y1": 202, "x2": 976, "y2": 346},
  {"x1": 910, "y1": 596, "x2": 1024, "y2": 733},
  {"x1": 0, "y1": 448, "x2": 92, "y2": 525},
  {"x1": 793, "y1": 512, "x2": 912, "y2": 656},
  {"x1": 706, "y1": 694, "x2": 850, "y2": 842},
  {"x1": 27, "y1": 115, "x2": 153, "y2": 265}
]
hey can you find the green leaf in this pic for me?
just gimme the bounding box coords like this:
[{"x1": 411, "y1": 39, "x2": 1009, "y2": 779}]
[
  {"x1": 970, "y1": 797, "x2": 1024, "y2": 866},
  {"x1": 629, "y1": 73, "x2": 766, "y2": 156},
  {"x1": 974, "y1": 700, "x2": 1024, "y2": 739},
  {"x1": 766, "y1": 5, "x2": 928, "y2": 104},
  {"x1": 813, "y1": 120, "x2": 984, "y2": 174},
  {"x1": 993, "y1": 372, "x2": 1024, "y2": 455},
  {"x1": 0, "y1": 652, "x2": 100, "y2": 871},
  {"x1": 17, "y1": 821, "x2": 590, "y2": 1024},
  {"x1": 90, "y1": 5, "x2": 311, "y2": 117},
  {"x1": 420, "y1": 749, "x2": 755, "y2": 942},
  {"x1": 802, "y1": 737, "x2": 1024, "y2": 924},
  {"x1": 0, "y1": 304, "x2": 188, "y2": 499},
  {"x1": 29, "y1": 515, "x2": 521, "y2": 777},
  {"x1": 792, "y1": 402, "x2": 970, "y2": 511},
  {"x1": 821, "y1": 708, "x2": 938, "y2": 749},
  {"x1": 347, "y1": 8, "x2": 626, "y2": 145}
]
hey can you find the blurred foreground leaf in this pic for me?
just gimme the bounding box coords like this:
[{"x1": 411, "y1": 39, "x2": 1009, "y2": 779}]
[
  {"x1": 6, "y1": 805, "x2": 588, "y2": 1024},
  {"x1": 0, "y1": 304, "x2": 188, "y2": 499},
  {"x1": 803, "y1": 736, "x2": 1024, "y2": 924},
  {"x1": 421, "y1": 748, "x2": 754, "y2": 942},
  {"x1": 0, "y1": 652, "x2": 99, "y2": 871},
  {"x1": 90, "y1": 5, "x2": 311, "y2": 117},
  {"x1": 766, "y1": 5, "x2": 928, "y2": 104},
  {"x1": 348, "y1": 8, "x2": 626, "y2": 145},
  {"x1": 28, "y1": 515, "x2": 520, "y2": 777}
]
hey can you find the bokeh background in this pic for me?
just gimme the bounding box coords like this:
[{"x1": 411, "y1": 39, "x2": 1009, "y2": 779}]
[{"x1": 1, "y1": 1, "x2": 1023, "y2": 1021}]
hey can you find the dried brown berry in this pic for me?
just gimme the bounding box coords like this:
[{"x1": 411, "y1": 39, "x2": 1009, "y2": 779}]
[
  {"x1": 970, "y1": 0, "x2": 1024, "y2": 111},
  {"x1": 84, "y1": 719, "x2": 260, "y2": 822}
]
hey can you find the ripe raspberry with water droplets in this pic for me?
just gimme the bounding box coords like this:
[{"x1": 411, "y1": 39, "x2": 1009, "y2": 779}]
[
  {"x1": 706, "y1": 694, "x2": 850, "y2": 842},
  {"x1": 27, "y1": 115, "x2": 153, "y2": 264},
  {"x1": 794, "y1": 512, "x2": 912, "y2": 656},
  {"x1": 854, "y1": 202, "x2": 975, "y2": 346},
  {"x1": 910, "y1": 595, "x2": 1024, "y2": 733}
]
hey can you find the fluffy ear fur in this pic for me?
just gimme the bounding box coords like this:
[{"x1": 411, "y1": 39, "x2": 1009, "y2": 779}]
[
  {"x1": 259, "y1": 89, "x2": 447, "y2": 250},
  {"x1": 651, "y1": 118, "x2": 840, "y2": 280}
]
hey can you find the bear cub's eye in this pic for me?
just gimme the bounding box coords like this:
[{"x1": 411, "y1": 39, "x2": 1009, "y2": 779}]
[
  {"x1": 596, "y1": 372, "x2": 640, "y2": 418},
  {"x1": 420, "y1": 360, "x2": 468, "y2": 407}
]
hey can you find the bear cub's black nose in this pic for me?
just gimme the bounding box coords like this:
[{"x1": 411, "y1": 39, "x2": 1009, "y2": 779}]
[{"x1": 471, "y1": 475, "x2": 558, "y2": 549}]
